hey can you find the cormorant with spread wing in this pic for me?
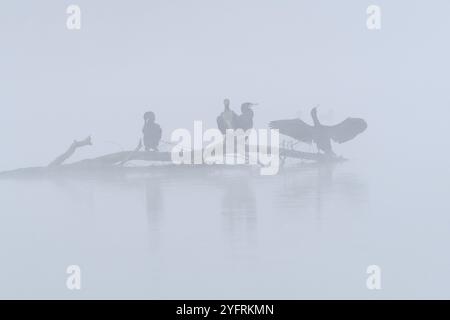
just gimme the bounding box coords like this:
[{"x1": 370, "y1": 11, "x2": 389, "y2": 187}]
[{"x1": 269, "y1": 107, "x2": 367, "y2": 156}]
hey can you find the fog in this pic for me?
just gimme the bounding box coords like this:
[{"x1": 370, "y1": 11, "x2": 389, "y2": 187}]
[{"x1": 0, "y1": 0, "x2": 450, "y2": 299}]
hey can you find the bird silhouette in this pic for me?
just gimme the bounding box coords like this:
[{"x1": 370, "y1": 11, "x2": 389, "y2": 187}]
[
  {"x1": 217, "y1": 99, "x2": 238, "y2": 134},
  {"x1": 142, "y1": 111, "x2": 162, "y2": 151},
  {"x1": 269, "y1": 107, "x2": 367, "y2": 156},
  {"x1": 236, "y1": 102, "x2": 257, "y2": 131}
]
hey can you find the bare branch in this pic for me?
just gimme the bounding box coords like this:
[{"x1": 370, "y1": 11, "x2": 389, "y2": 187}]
[{"x1": 48, "y1": 136, "x2": 92, "y2": 167}]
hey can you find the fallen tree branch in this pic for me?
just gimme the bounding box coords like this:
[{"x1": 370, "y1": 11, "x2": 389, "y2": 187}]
[
  {"x1": 1, "y1": 140, "x2": 344, "y2": 179},
  {"x1": 48, "y1": 136, "x2": 92, "y2": 167}
]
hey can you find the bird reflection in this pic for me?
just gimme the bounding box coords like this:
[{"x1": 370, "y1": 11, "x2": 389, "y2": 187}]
[
  {"x1": 144, "y1": 178, "x2": 164, "y2": 251},
  {"x1": 277, "y1": 163, "x2": 367, "y2": 221},
  {"x1": 218, "y1": 176, "x2": 257, "y2": 258},
  {"x1": 145, "y1": 179, "x2": 163, "y2": 223}
]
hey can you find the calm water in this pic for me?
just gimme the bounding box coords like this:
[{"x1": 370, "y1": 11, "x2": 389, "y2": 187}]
[{"x1": 1, "y1": 159, "x2": 449, "y2": 299}]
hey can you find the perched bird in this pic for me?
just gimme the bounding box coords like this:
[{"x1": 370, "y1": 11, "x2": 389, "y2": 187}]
[
  {"x1": 236, "y1": 102, "x2": 257, "y2": 131},
  {"x1": 142, "y1": 111, "x2": 162, "y2": 151},
  {"x1": 217, "y1": 98, "x2": 238, "y2": 134},
  {"x1": 269, "y1": 107, "x2": 367, "y2": 156}
]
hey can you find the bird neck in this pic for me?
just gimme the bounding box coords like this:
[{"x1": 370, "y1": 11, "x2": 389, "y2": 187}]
[{"x1": 311, "y1": 109, "x2": 321, "y2": 126}]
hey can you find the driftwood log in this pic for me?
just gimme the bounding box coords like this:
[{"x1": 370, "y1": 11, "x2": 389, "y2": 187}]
[{"x1": 0, "y1": 136, "x2": 344, "y2": 178}]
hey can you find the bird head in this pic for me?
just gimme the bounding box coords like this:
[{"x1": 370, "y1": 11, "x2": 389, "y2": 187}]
[
  {"x1": 144, "y1": 111, "x2": 155, "y2": 123},
  {"x1": 223, "y1": 98, "x2": 230, "y2": 110},
  {"x1": 241, "y1": 102, "x2": 258, "y2": 113}
]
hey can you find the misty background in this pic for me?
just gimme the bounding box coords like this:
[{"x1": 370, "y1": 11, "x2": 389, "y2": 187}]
[{"x1": 0, "y1": 0, "x2": 449, "y2": 299}]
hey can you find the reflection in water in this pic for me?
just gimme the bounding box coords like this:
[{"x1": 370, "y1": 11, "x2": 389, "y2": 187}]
[
  {"x1": 145, "y1": 178, "x2": 164, "y2": 252},
  {"x1": 277, "y1": 164, "x2": 367, "y2": 221},
  {"x1": 145, "y1": 179, "x2": 163, "y2": 225},
  {"x1": 0, "y1": 162, "x2": 370, "y2": 298},
  {"x1": 48, "y1": 178, "x2": 96, "y2": 217},
  {"x1": 219, "y1": 176, "x2": 257, "y2": 259}
]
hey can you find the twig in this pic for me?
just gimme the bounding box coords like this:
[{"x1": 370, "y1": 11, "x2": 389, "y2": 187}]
[{"x1": 118, "y1": 139, "x2": 143, "y2": 166}]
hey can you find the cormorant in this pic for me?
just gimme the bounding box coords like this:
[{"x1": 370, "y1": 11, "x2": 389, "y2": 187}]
[
  {"x1": 269, "y1": 107, "x2": 367, "y2": 156},
  {"x1": 142, "y1": 111, "x2": 162, "y2": 151},
  {"x1": 217, "y1": 99, "x2": 238, "y2": 134},
  {"x1": 236, "y1": 102, "x2": 257, "y2": 131}
]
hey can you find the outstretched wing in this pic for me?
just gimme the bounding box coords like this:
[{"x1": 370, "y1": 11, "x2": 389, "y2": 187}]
[
  {"x1": 326, "y1": 117, "x2": 367, "y2": 144},
  {"x1": 269, "y1": 118, "x2": 314, "y2": 143}
]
